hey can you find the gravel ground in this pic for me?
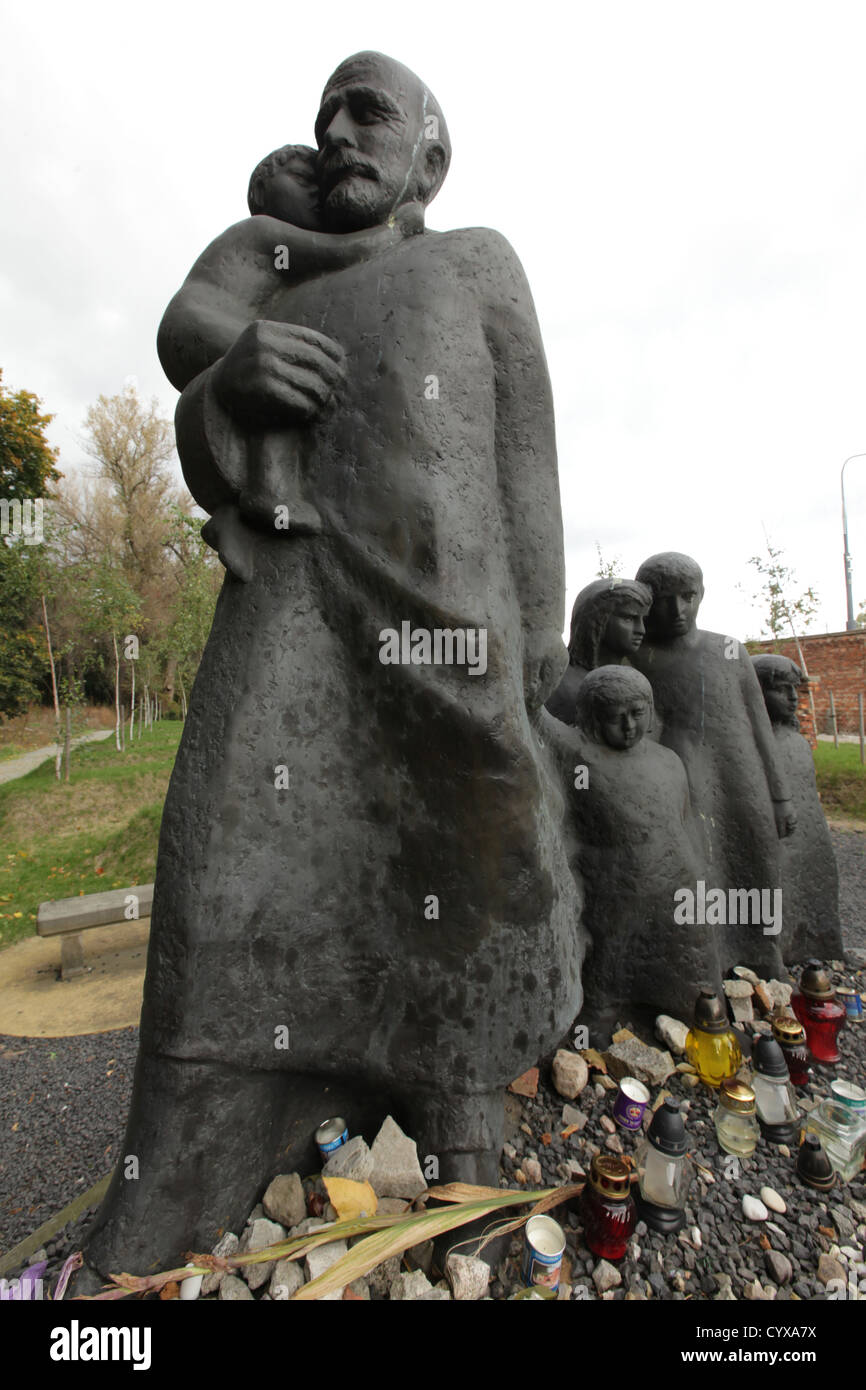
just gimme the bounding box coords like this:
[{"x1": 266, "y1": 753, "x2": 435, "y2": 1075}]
[
  {"x1": 0, "y1": 829, "x2": 863, "y2": 1298},
  {"x1": 0, "y1": 1029, "x2": 137, "y2": 1256},
  {"x1": 833, "y1": 825, "x2": 866, "y2": 951}
]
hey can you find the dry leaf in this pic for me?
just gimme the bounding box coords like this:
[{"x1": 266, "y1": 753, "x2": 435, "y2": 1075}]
[
  {"x1": 580, "y1": 1048, "x2": 608, "y2": 1073},
  {"x1": 323, "y1": 1176, "x2": 378, "y2": 1222}
]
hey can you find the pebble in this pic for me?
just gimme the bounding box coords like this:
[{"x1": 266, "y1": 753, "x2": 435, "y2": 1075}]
[
  {"x1": 817, "y1": 1253, "x2": 846, "y2": 1286},
  {"x1": 592, "y1": 1259, "x2": 622, "y2": 1293},
  {"x1": 764, "y1": 1250, "x2": 793, "y2": 1285},
  {"x1": 305, "y1": 1240, "x2": 349, "y2": 1301},
  {"x1": 760, "y1": 1186, "x2": 787, "y2": 1215},
  {"x1": 742, "y1": 1195, "x2": 769, "y2": 1222},
  {"x1": 219, "y1": 1275, "x2": 254, "y2": 1301},
  {"x1": 600, "y1": 1115, "x2": 616, "y2": 1134},
  {"x1": 446, "y1": 1254, "x2": 491, "y2": 1301},
  {"x1": 561, "y1": 1104, "x2": 588, "y2": 1131},
  {"x1": 552, "y1": 1050, "x2": 590, "y2": 1100},
  {"x1": 655, "y1": 1015, "x2": 690, "y2": 1056}
]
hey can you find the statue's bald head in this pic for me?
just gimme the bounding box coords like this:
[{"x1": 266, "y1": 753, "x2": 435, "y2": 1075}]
[{"x1": 316, "y1": 51, "x2": 451, "y2": 231}]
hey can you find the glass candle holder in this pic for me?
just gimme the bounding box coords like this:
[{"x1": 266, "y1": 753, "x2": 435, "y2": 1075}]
[
  {"x1": 635, "y1": 1098, "x2": 691, "y2": 1235},
  {"x1": 791, "y1": 960, "x2": 845, "y2": 1064},
  {"x1": 829, "y1": 1079, "x2": 866, "y2": 1116},
  {"x1": 713, "y1": 1079, "x2": 759, "y2": 1157},
  {"x1": 751, "y1": 1036, "x2": 800, "y2": 1144},
  {"x1": 771, "y1": 1015, "x2": 810, "y2": 1086},
  {"x1": 804, "y1": 1099, "x2": 866, "y2": 1182},
  {"x1": 685, "y1": 988, "x2": 742, "y2": 1087},
  {"x1": 580, "y1": 1155, "x2": 636, "y2": 1260}
]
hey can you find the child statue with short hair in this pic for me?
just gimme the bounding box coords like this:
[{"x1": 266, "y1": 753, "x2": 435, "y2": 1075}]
[
  {"x1": 159, "y1": 144, "x2": 423, "y2": 580},
  {"x1": 567, "y1": 666, "x2": 722, "y2": 1023},
  {"x1": 752, "y1": 654, "x2": 843, "y2": 961}
]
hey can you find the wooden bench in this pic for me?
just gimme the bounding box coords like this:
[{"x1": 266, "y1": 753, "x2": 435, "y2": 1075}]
[{"x1": 37, "y1": 884, "x2": 154, "y2": 980}]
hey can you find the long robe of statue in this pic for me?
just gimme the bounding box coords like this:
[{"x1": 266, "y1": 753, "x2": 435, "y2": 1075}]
[{"x1": 84, "y1": 51, "x2": 587, "y2": 1279}]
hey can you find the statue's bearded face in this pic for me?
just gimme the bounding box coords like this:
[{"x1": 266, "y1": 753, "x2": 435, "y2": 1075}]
[{"x1": 315, "y1": 59, "x2": 430, "y2": 231}]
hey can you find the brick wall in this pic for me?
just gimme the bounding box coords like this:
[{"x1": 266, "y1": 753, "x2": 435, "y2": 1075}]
[{"x1": 750, "y1": 630, "x2": 866, "y2": 740}]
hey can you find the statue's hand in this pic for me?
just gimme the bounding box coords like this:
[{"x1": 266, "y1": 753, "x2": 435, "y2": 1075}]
[
  {"x1": 214, "y1": 321, "x2": 345, "y2": 426},
  {"x1": 524, "y1": 635, "x2": 569, "y2": 715},
  {"x1": 773, "y1": 798, "x2": 797, "y2": 839}
]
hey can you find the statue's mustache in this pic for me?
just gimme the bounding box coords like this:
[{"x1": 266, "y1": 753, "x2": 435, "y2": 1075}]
[{"x1": 319, "y1": 155, "x2": 380, "y2": 193}]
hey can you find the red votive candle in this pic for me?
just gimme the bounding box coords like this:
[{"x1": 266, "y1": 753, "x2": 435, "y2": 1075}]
[{"x1": 580, "y1": 1155, "x2": 635, "y2": 1261}]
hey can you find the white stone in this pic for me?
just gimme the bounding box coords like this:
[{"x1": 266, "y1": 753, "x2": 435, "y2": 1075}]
[
  {"x1": 446, "y1": 1253, "x2": 491, "y2": 1301},
  {"x1": 263, "y1": 1172, "x2": 307, "y2": 1227},
  {"x1": 690, "y1": 1226, "x2": 702, "y2": 1250},
  {"x1": 552, "y1": 1049, "x2": 590, "y2": 1100},
  {"x1": 523, "y1": 1157, "x2": 543, "y2": 1185},
  {"x1": 368, "y1": 1115, "x2": 427, "y2": 1199},
  {"x1": 733, "y1": 966, "x2": 761, "y2": 986},
  {"x1": 201, "y1": 1231, "x2": 239, "y2": 1296},
  {"x1": 390, "y1": 1269, "x2": 452, "y2": 1301},
  {"x1": 238, "y1": 1217, "x2": 287, "y2": 1290},
  {"x1": 742, "y1": 1195, "x2": 769, "y2": 1222},
  {"x1": 723, "y1": 979, "x2": 754, "y2": 998},
  {"x1": 290, "y1": 1217, "x2": 329, "y2": 1237},
  {"x1": 269, "y1": 1258, "x2": 305, "y2": 1299},
  {"x1": 655, "y1": 1015, "x2": 690, "y2": 1056},
  {"x1": 763, "y1": 979, "x2": 793, "y2": 1010},
  {"x1": 592, "y1": 1259, "x2": 622, "y2": 1293},
  {"x1": 322, "y1": 1135, "x2": 374, "y2": 1183},
  {"x1": 760, "y1": 1186, "x2": 787, "y2": 1215},
  {"x1": 219, "y1": 1274, "x2": 254, "y2": 1300},
  {"x1": 305, "y1": 1239, "x2": 349, "y2": 1301},
  {"x1": 561, "y1": 1104, "x2": 588, "y2": 1132}
]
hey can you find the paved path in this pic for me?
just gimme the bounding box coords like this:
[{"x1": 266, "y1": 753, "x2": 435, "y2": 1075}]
[{"x1": 0, "y1": 730, "x2": 113, "y2": 785}]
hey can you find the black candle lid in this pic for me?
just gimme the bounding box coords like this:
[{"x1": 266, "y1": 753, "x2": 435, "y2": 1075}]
[
  {"x1": 648, "y1": 1098, "x2": 686, "y2": 1156},
  {"x1": 752, "y1": 1036, "x2": 788, "y2": 1078},
  {"x1": 693, "y1": 987, "x2": 730, "y2": 1034}
]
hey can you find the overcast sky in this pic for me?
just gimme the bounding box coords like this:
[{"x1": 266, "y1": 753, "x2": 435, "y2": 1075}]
[{"x1": 2, "y1": 0, "x2": 865, "y2": 641}]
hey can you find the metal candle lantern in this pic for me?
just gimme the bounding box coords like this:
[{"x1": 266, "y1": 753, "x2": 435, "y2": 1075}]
[{"x1": 635, "y1": 1098, "x2": 691, "y2": 1235}]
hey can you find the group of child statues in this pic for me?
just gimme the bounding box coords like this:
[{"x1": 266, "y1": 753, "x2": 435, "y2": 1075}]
[
  {"x1": 170, "y1": 138, "x2": 842, "y2": 1027},
  {"x1": 545, "y1": 550, "x2": 843, "y2": 1024}
]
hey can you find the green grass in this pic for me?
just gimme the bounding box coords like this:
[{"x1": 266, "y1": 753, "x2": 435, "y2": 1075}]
[
  {"x1": 0, "y1": 720, "x2": 858, "y2": 952},
  {"x1": 0, "y1": 722, "x2": 182, "y2": 948},
  {"x1": 813, "y1": 741, "x2": 866, "y2": 823}
]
